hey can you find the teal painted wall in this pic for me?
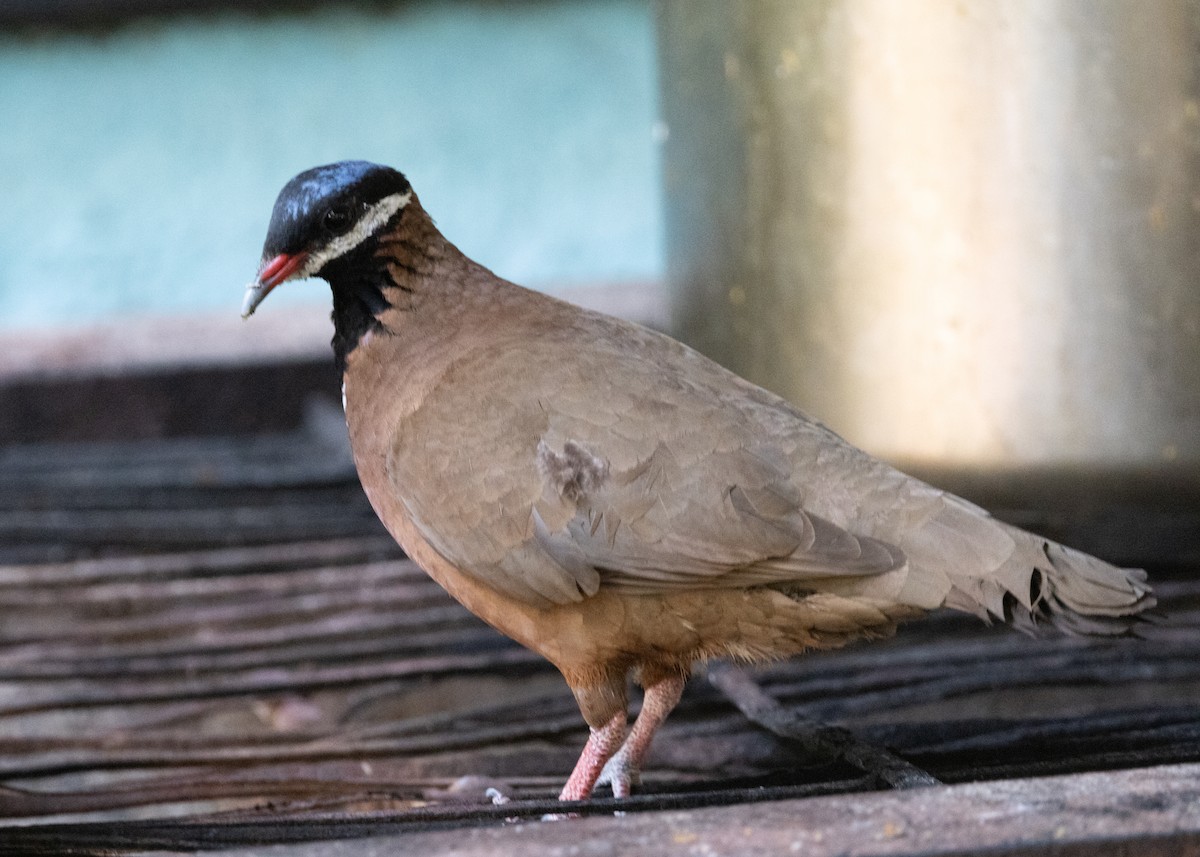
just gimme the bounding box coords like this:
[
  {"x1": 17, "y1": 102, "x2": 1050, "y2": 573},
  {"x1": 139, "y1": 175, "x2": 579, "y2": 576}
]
[{"x1": 0, "y1": 0, "x2": 660, "y2": 330}]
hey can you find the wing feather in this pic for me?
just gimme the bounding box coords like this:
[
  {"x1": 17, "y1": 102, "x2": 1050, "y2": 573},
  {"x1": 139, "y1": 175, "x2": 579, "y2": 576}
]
[{"x1": 387, "y1": 332, "x2": 905, "y2": 607}]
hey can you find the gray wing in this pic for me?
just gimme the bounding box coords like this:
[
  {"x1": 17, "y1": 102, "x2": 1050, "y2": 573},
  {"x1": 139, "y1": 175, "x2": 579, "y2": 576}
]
[{"x1": 387, "y1": 328, "x2": 905, "y2": 607}]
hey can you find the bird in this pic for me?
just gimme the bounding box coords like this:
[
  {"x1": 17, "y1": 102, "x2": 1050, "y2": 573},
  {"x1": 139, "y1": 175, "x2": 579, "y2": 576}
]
[{"x1": 241, "y1": 161, "x2": 1154, "y2": 802}]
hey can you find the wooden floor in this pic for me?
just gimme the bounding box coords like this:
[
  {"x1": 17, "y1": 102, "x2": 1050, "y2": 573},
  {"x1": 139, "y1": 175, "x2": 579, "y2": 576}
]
[{"x1": 0, "y1": 404, "x2": 1198, "y2": 855}]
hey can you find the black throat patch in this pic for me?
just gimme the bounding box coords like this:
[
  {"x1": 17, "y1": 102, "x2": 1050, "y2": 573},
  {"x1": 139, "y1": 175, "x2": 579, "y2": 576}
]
[{"x1": 324, "y1": 245, "x2": 394, "y2": 375}]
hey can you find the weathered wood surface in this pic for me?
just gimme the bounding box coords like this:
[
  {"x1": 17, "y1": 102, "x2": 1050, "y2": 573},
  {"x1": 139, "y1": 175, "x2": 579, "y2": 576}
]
[{"x1": 0, "y1": 422, "x2": 1196, "y2": 855}]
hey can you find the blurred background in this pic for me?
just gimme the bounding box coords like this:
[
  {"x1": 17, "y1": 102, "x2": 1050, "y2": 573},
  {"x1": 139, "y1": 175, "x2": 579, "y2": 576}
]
[
  {"x1": 0, "y1": 0, "x2": 662, "y2": 332},
  {"x1": 3, "y1": 0, "x2": 1198, "y2": 480},
  {"x1": 1, "y1": 0, "x2": 1197, "y2": 552}
]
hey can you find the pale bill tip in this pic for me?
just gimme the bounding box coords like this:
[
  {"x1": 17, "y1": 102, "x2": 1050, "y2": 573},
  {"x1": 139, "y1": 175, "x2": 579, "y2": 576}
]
[{"x1": 241, "y1": 283, "x2": 266, "y2": 319}]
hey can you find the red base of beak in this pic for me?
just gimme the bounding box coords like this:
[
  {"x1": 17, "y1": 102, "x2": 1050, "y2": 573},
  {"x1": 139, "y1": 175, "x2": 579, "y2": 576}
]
[{"x1": 258, "y1": 252, "x2": 309, "y2": 288}]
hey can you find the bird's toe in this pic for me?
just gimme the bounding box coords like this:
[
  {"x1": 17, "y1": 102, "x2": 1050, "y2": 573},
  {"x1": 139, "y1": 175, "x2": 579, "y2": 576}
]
[{"x1": 597, "y1": 749, "x2": 640, "y2": 798}]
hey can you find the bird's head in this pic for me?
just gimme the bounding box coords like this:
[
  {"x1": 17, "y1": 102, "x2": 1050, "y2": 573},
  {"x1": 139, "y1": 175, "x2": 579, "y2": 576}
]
[{"x1": 241, "y1": 161, "x2": 412, "y2": 318}]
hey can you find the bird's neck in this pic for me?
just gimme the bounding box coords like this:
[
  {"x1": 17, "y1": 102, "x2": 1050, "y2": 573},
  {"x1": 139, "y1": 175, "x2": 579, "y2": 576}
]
[
  {"x1": 328, "y1": 263, "x2": 390, "y2": 374},
  {"x1": 326, "y1": 201, "x2": 452, "y2": 375}
]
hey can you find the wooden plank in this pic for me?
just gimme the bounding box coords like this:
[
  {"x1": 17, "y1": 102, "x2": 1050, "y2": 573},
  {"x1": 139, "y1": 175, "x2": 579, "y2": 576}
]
[{"x1": 133, "y1": 763, "x2": 1200, "y2": 857}]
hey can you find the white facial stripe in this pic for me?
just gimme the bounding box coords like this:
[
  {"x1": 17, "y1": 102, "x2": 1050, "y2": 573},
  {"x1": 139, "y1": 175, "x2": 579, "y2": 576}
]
[{"x1": 300, "y1": 191, "x2": 412, "y2": 277}]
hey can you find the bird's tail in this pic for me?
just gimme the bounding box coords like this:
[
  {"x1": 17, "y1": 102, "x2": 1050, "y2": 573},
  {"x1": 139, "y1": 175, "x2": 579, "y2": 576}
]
[{"x1": 891, "y1": 494, "x2": 1155, "y2": 636}]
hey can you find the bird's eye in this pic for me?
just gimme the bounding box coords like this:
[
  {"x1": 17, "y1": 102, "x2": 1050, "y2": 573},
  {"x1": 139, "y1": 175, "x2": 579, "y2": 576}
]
[{"x1": 323, "y1": 206, "x2": 353, "y2": 236}]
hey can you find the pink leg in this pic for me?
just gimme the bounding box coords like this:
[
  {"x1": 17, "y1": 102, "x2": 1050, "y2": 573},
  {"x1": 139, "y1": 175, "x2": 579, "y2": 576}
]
[
  {"x1": 599, "y1": 674, "x2": 686, "y2": 798},
  {"x1": 558, "y1": 709, "x2": 627, "y2": 801}
]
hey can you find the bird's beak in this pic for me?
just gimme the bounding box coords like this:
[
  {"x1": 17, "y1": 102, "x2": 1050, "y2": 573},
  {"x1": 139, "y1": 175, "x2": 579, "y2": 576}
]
[{"x1": 241, "y1": 252, "x2": 309, "y2": 318}]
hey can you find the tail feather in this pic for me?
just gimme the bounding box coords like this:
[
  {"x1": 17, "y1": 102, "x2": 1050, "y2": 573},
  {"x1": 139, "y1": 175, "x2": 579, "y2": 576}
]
[
  {"x1": 1022, "y1": 539, "x2": 1153, "y2": 633},
  {"x1": 897, "y1": 494, "x2": 1155, "y2": 637}
]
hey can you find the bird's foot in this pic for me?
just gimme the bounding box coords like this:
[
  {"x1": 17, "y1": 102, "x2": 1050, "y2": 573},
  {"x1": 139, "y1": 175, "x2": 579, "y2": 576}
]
[
  {"x1": 595, "y1": 673, "x2": 686, "y2": 799},
  {"x1": 557, "y1": 710, "x2": 628, "y2": 801},
  {"x1": 552, "y1": 674, "x2": 685, "y2": 815},
  {"x1": 596, "y1": 748, "x2": 641, "y2": 799}
]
